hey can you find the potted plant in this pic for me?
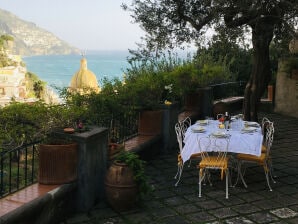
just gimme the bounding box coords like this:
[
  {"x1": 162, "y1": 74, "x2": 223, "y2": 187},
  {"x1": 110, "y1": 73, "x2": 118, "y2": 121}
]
[
  {"x1": 38, "y1": 102, "x2": 89, "y2": 184},
  {"x1": 118, "y1": 70, "x2": 166, "y2": 135},
  {"x1": 38, "y1": 138, "x2": 78, "y2": 184},
  {"x1": 104, "y1": 151, "x2": 151, "y2": 211}
]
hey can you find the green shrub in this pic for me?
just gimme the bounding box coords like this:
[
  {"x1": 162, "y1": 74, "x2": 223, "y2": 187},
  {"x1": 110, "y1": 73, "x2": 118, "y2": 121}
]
[{"x1": 0, "y1": 101, "x2": 84, "y2": 151}]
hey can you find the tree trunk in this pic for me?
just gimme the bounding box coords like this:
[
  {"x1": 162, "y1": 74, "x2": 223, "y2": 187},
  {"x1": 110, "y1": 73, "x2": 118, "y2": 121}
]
[{"x1": 243, "y1": 21, "x2": 274, "y2": 121}]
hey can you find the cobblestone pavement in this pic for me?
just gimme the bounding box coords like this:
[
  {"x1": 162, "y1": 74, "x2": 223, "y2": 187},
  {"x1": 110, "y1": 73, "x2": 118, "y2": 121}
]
[{"x1": 62, "y1": 112, "x2": 298, "y2": 224}]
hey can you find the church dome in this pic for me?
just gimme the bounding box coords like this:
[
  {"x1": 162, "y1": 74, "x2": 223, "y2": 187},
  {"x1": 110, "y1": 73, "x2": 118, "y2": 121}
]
[{"x1": 70, "y1": 57, "x2": 100, "y2": 93}]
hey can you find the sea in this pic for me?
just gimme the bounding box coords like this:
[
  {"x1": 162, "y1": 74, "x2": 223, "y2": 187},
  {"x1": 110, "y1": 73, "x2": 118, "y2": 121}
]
[
  {"x1": 22, "y1": 49, "x2": 194, "y2": 92},
  {"x1": 22, "y1": 50, "x2": 131, "y2": 90}
]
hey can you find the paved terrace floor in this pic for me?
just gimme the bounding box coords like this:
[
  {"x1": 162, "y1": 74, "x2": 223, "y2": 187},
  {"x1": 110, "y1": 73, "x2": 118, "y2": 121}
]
[{"x1": 61, "y1": 112, "x2": 298, "y2": 224}]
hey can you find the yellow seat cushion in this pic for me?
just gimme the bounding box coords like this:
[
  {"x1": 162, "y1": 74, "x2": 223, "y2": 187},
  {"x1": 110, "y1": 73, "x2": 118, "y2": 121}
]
[
  {"x1": 200, "y1": 156, "x2": 228, "y2": 168},
  {"x1": 261, "y1": 145, "x2": 267, "y2": 153},
  {"x1": 237, "y1": 152, "x2": 266, "y2": 163},
  {"x1": 199, "y1": 156, "x2": 229, "y2": 180},
  {"x1": 237, "y1": 152, "x2": 270, "y2": 172},
  {"x1": 190, "y1": 153, "x2": 201, "y2": 159}
]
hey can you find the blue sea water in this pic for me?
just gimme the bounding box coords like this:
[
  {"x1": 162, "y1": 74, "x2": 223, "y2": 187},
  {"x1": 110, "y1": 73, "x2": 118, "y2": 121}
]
[{"x1": 23, "y1": 50, "x2": 131, "y2": 89}]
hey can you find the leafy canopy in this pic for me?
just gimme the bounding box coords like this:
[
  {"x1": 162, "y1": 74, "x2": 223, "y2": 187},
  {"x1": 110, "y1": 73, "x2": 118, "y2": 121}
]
[{"x1": 123, "y1": 0, "x2": 297, "y2": 58}]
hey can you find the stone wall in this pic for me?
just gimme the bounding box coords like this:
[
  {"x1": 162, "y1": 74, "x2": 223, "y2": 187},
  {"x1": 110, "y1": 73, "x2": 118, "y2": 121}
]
[{"x1": 274, "y1": 59, "x2": 298, "y2": 118}]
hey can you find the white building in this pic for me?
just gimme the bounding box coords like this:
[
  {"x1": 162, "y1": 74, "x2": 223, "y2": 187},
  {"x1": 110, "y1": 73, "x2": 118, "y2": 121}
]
[{"x1": 0, "y1": 65, "x2": 27, "y2": 106}]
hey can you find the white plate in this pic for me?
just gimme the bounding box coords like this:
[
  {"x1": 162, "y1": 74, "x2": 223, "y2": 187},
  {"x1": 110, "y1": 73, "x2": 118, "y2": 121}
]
[
  {"x1": 196, "y1": 120, "x2": 208, "y2": 125},
  {"x1": 244, "y1": 121, "x2": 259, "y2": 127},
  {"x1": 241, "y1": 127, "x2": 257, "y2": 132},
  {"x1": 191, "y1": 126, "x2": 206, "y2": 133},
  {"x1": 211, "y1": 131, "x2": 227, "y2": 138}
]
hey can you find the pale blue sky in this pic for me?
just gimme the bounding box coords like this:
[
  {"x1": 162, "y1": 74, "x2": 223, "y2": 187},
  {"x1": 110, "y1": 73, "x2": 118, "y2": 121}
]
[{"x1": 0, "y1": 0, "x2": 144, "y2": 51}]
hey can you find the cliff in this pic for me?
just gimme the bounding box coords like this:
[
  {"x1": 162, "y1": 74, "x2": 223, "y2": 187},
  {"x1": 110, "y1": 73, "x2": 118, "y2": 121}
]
[{"x1": 0, "y1": 8, "x2": 80, "y2": 56}]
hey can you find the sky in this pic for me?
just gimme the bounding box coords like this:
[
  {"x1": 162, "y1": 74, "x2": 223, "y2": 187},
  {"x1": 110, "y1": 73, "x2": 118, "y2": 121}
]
[{"x1": 0, "y1": 0, "x2": 144, "y2": 51}]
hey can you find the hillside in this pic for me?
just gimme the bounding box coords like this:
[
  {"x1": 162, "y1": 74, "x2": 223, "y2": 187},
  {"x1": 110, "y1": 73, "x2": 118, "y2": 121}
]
[{"x1": 0, "y1": 8, "x2": 80, "y2": 56}]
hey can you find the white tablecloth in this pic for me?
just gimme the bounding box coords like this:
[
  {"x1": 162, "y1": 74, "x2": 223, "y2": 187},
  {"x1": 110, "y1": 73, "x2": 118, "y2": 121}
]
[{"x1": 181, "y1": 120, "x2": 263, "y2": 162}]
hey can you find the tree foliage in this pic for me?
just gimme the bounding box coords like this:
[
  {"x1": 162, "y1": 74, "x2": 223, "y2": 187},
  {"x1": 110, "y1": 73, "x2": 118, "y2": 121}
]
[
  {"x1": 124, "y1": 0, "x2": 298, "y2": 120},
  {"x1": 0, "y1": 34, "x2": 14, "y2": 48},
  {"x1": 0, "y1": 102, "x2": 84, "y2": 151},
  {"x1": 0, "y1": 34, "x2": 15, "y2": 67}
]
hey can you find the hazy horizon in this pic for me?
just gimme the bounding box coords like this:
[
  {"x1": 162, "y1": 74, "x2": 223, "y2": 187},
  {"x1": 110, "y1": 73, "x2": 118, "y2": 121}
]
[{"x1": 0, "y1": 1, "x2": 144, "y2": 51}]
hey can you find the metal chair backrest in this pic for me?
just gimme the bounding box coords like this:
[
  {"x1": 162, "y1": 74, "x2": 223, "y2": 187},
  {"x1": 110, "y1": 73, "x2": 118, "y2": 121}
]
[
  {"x1": 263, "y1": 121, "x2": 274, "y2": 157},
  {"x1": 180, "y1": 117, "x2": 191, "y2": 136},
  {"x1": 261, "y1": 117, "x2": 271, "y2": 135},
  {"x1": 175, "y1": 122, "x2": 184, "y2": 153},
  {"x1": 180, "y1": 117, "x2": 191, "y2": 138},
  {"x1": 182, "y1": 116, "x2": 191, "y2": 127},
  {"x1": 175, "y1": 117, "x2": 192, "y2": 153},
  {"x1": 198, "y1": 135, "x2": 230, "y2": 167}
]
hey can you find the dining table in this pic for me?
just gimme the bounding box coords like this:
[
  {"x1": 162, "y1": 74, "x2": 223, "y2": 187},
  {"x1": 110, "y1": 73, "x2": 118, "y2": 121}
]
[{"x1": 181, "y1": 118, "x2": 263, "y2": 163}]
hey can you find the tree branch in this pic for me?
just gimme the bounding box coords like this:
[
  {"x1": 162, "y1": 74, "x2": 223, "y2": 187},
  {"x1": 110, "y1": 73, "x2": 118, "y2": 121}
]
[
  {"x1": 174, "y1": 0, "x2": 214, "y2": 32},
  {"x1": 224, "y1": 7, "x2": 257, "y2": 28}
]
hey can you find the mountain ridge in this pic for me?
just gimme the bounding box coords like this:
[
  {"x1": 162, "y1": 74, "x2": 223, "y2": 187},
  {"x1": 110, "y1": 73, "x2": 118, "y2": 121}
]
[{"x1": 0, "y1": 8, "x2": 80, "y2": 56}]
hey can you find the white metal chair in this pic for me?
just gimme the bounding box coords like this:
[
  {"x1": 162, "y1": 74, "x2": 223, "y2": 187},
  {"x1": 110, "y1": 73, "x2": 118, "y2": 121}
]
[
  {"x1": 182, "y1": 116, "x2": 191, "y2": 132},
  {"x1": 197, "y1": 135, "x2": 231, "y2": 199},
  {"x1": 260, "y1": 117, "x2": 276, "y2": 180},
  {"x1": 236, "y1": 121, "x2": 275, "y2": 191},
  {"x1": 174, "y1": 121, "x2": 185, "y2": 186},
  {"x1": 261, "y1": 117, "x2": 271, "y2": 136},
  {"x1": 174, "y1": 117, "x2": 191, "y2": 186},
  {"x1": 174, "y1": 117, "x2": 201, "y2": 186}
]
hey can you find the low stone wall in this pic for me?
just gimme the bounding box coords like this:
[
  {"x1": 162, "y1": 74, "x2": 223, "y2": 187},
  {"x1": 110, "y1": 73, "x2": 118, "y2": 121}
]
[
  {"x1": 1, "y1": 184, "x2": 76, "y2": 224},
  {"x1": 212, "y1": 96, "x2": 244, "y2": 118}
]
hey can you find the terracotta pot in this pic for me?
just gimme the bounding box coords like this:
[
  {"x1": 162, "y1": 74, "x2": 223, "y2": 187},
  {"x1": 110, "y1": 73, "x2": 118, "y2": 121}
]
[
  {"x1": 138, "y1": 110, "x2": 163, "y2": 135},
  {"x1": 104, "y1": 160, "x2": 138, "y2": 211},
  {"x1": 38, "y1": 142, "x2": 78, "y2": 184}
]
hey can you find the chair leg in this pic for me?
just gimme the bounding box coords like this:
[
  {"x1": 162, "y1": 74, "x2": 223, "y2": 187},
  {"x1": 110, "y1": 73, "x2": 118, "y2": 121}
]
[
  {"x1": 199, "y1": 169, "x2": 212, "y2": 186},
  {"x1": 227, "y1": 168, "x2": 233, "y2": 187},
  {"x1": 264, "y1": 162, "x2": 273, "y2": 191},
  {"x1": 174, "y1": 164, "x2": 180, "y2": 179},
  {"x1": 226, "y1": 169, "x2": 229, "y2": 199},
  {"x1": 174, "y1": 164, "x2": 184, "y2": 187},
  {"x1": 237, "y1": 160, "x2": 248, "y2": 188},
  {"x1": 188, "y1": 159, "x2": 192, "y2": 167},
  {"x1": 233, "y1": 160, "x2": 241, "y2": 187},
  {"x1": 198, "y1": 169, "x2": 205, "y2": 197},
  {"x1": 268, "y1": 158, "x2": 277, "y2": 183}
]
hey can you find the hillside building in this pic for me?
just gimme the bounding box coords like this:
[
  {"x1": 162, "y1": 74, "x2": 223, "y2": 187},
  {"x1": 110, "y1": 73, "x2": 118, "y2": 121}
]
[{"x1": 0, "y1": 65, "x2": 28, "y2": 105}]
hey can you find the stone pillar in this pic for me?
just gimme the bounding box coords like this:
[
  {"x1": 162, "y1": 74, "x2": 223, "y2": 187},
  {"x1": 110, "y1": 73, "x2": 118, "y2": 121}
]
[
  {"x1": 199, "y1": 87, "x2": 214, "y2": 118},
  {"x1": 159, "y1": 102, "x2": 179, "y2": 154},
  {"x1": 52, "y1": 126, "x2": 108, "y2": 212}
]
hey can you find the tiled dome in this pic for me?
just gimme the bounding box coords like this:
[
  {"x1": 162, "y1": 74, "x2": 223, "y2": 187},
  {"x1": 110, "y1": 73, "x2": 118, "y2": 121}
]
[{"x1": 69, "y1": 57, "x2": 100, "y2": 93}]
